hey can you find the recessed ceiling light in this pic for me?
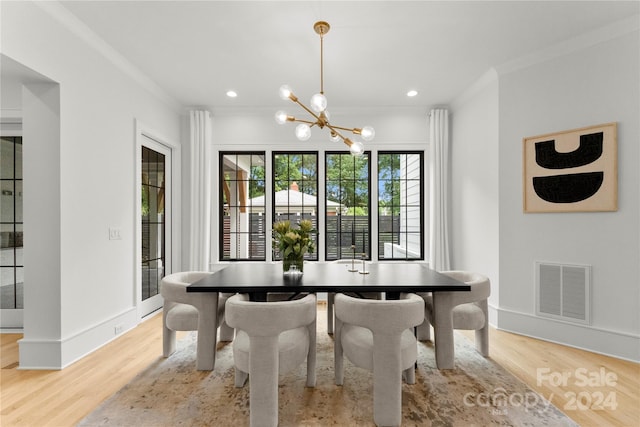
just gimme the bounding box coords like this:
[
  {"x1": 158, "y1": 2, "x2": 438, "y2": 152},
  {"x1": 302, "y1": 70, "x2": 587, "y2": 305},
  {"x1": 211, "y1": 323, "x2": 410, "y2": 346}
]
[
  {"x1": 407, "y1": 90, "x2": 418, "y2": 97},
  {"x1": 226, "y1": 90, "x2": 238, "y2": 98}
]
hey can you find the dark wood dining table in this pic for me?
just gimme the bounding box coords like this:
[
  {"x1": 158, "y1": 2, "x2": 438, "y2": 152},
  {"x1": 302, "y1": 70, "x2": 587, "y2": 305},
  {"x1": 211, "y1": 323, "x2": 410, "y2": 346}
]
[{"x1": 188, "y1": 262, "x2": 469, "y2": 369}]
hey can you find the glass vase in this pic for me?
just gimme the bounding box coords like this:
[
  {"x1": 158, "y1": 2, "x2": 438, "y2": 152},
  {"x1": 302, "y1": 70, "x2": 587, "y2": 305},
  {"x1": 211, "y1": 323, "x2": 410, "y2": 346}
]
[{"x1": 283, "y1": 257, "x2": 304, "y2": 274}]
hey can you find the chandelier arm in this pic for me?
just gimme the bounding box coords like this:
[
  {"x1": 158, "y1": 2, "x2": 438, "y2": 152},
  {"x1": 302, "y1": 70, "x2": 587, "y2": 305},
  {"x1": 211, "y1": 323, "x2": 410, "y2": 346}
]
[
  {"x1": 288, "y1": 117, "x2": 317, "y2": 126},
  {"x1": 291, "y1": 98, "x2": 323, "y2": 123},
  {"x1": 325, "y1": 123, "x2": 352, "y2": 147},
  {"x1": 327, "y1": 124, "x2": 361, "y2": 134}
]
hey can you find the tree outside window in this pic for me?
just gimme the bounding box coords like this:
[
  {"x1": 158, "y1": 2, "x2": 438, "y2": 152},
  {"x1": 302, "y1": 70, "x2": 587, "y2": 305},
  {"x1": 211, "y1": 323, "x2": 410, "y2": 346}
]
[{"x1": 325, "y1": 152, "x2": 370, "y2": 260}]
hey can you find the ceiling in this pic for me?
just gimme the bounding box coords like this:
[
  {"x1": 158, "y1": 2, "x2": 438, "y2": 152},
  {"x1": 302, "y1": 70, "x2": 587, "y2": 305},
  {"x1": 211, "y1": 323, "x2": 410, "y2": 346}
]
[{"x1": 56, "y1": 1, "x2": 639, "y2": 112}]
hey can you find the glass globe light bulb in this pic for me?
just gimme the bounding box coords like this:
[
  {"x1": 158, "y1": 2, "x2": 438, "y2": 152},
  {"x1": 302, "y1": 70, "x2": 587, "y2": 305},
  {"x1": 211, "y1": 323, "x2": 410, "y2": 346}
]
[
  {"x1": 360, "y1": 126, "x2": 375, "y2": 142},
  {"x1": 349, "y1": 140, "x2": 364, "y2": 157},
  {"x1": 329, "y1": 132, "x2": 340, "y2": 143},
  {"x1": 279, "y1": 85, "x2": 293, "y2": 100},
  {"x1": 275, "y1": 111, "x2": 288, "y2": 125},
  {"x1": 310, "y1": 93, "x2": 327, "y2": 113},
  {"x1": 295, "y1": 123, "x2": 311, "y2": 141}
]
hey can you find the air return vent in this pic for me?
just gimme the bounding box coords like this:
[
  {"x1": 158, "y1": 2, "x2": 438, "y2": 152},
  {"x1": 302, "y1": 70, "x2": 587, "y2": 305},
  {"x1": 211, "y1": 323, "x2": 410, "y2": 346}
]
[{"x1": 535, "y1": 262, "x2": 591, "y2": 325}]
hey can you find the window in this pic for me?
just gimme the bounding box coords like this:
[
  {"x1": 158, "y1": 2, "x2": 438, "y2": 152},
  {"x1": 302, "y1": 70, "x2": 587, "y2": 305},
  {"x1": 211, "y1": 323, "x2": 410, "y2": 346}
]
[
  {"x1": 218, "y1": 149, "x2": 423, "y2": 262},
  {"x1": 0, "y1": 137, "x2": 23, "y2": 309},
  {"x1": 325, "y1": 152, "x2": 371, "y2": 260},
  {"x1": 220, "y1": 152, "x2": 266, "y2": 260},
  {"x1": 272, "y1": 152, "x2": 319, "y2": 261},
  {"x1": 378, "y1": 152, "x2": 423, "y2": 260}
]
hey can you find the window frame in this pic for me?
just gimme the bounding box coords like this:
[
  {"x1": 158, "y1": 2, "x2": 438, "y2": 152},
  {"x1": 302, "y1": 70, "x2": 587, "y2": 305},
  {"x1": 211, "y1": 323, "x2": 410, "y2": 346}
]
[
  {"x1": 218, "y1": 151, "x2": 267, "y2": 262},
  {"x1": 271, "y1": 151, "x2": 319, "y2": 262},
  {"x1": 377, "y1": 151, "x2": 425, "y2": 261},
  {"x1": 324, "y1": 150, "x2": 372, "y2": 261},
  {"x1": 216, "y1": 148, "x2": 425, "y2": 263}
]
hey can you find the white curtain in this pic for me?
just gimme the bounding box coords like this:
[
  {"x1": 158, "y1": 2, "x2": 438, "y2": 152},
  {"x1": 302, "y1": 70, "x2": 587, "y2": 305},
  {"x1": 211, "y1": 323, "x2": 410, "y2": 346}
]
[
  {"x1": 189, "y1": 110, "x2": 212, "y2": 271},
  {"x1": 428, "y1": 108, "x2": 451, "y2": 271}
]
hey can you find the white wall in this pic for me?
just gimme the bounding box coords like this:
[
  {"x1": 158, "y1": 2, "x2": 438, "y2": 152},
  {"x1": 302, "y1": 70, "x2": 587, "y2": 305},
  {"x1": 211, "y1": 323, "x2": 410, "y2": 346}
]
[
  {"x1": 496, "y1": 31, "x2": 639, "y2": 360},
  {"x1": 1, "y1": 2, "x2": 181, "y2": 368},
  {"x1": 211, "y1": 107, "x2": 428, "y2": 148},
  {"x1": 450, "y1": 71, "x2": 500, "y2": 319},
  {"x1": 450, "y1": 23, "x2": 639, "y2": 361}
]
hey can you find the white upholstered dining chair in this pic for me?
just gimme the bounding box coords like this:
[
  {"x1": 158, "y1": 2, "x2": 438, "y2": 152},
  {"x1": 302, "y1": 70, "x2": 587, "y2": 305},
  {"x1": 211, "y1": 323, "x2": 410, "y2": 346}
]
[
  {"x1": 225, "y1": 293, "x2": 317, "y2": 427},
  {"x1": 417, "y1": 270, "x2": 490, "y2": 368},
  {"x1": 334, "y1": 292, "x2": 424, "y2": 426},
  {"x1": 160, "y1": 269, "x2": 234, "y2": 370}
]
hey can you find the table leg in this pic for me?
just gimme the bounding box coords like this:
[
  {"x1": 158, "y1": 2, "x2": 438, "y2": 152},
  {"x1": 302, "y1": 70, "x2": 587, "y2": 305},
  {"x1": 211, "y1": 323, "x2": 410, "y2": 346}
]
[
  {"x1": 327, "y1": 293, "x2": 335, "y2": 334},
  {"x1": 386, "y1": 291, "x2": 400, "y2": 300},
  {"x1": 196, "y1": 293, "x2": 219, "y2": 371},
  {"x1": 432, "y1": 292, "x2": 455, "y2": 369},
  {"x1": 250, "y1": 292, "x2": 268, "y2": 302}
]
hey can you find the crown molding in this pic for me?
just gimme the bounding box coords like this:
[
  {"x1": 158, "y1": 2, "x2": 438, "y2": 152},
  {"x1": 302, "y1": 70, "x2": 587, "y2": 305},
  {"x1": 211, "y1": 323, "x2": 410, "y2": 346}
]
[
  {"x1": 496, "y1": 14, "x2": 640, "y2": 76},
  {"x1": 449, "y1": 14, "x2": 639, "y2": 111},
  {"x1": 450, "y1": 68, "x2": 498, "y2": 112},
  {"x1": 35, "y1": 1, "x2": 181, "y2": 112}
]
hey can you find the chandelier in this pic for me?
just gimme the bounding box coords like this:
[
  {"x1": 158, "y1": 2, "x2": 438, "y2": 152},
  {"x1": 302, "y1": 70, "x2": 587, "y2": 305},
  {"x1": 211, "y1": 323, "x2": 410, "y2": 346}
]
[{"x1": 275, "y1": 21, "x2": 374, "y2": 156}]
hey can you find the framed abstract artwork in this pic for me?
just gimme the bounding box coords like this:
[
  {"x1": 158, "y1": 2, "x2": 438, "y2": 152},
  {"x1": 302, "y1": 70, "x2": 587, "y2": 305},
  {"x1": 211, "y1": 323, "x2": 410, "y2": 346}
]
[{"x1": 523, "y1": 123, "x2": 617, "y2": 213}]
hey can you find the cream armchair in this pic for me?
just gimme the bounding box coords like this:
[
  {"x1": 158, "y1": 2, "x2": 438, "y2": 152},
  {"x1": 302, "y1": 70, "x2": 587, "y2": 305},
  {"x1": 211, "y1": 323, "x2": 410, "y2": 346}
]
[
  {"x1": 334, "y1": 292, "x2": 424, "y2": 426},
  {"x1": 417, "y1": 270, "x2": 490, "y2": 368},
  {"x1": 160, "y1": 270, "x2": 233, "y2": 371},
  {"x1": 225, "y1": 293, "x2": 317, "y2": 427}
]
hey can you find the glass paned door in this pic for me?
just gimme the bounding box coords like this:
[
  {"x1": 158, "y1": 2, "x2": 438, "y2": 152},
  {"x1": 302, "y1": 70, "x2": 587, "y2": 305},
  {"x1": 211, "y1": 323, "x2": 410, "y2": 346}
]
[
  {"x1": 0, "y1": 137, "x2": 23, "y2": 313},
  {"x1": 140, "y1": 137, "x2": 170, "y2": 316}
]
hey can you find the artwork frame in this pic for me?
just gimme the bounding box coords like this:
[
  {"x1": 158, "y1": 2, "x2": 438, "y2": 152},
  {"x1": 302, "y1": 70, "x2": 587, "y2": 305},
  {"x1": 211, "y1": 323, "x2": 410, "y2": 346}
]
[{"x1": 523, "y1": 122, "x2": 617, "y2": 213}]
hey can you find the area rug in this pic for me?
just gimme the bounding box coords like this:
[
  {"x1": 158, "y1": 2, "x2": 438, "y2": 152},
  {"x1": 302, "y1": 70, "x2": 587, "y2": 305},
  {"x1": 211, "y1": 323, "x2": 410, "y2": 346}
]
[{"x1": 79, "y1": 314, "x2": 577, "y2": 427}]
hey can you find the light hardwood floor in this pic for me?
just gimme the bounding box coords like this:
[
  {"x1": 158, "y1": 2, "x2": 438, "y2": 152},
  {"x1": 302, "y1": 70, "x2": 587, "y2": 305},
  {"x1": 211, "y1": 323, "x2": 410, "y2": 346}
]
[{"x1": 1, "y1": 307, "x2": 638, "y2": 426}]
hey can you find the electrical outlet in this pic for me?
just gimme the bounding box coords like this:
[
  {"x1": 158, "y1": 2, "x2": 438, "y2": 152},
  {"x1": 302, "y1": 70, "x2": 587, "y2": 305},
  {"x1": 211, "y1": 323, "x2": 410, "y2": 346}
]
[
  {"x1": 109, "y1": 227, "x2": 122, "y2": 240},
  {"x1": 114, "y1": 324, "x2": 124, "y2": 335}
]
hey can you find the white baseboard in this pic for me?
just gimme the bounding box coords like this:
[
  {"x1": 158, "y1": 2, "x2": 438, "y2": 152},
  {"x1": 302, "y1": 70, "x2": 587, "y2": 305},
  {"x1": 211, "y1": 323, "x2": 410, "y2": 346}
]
[
  {"x1": 18, "y1": 307, "x2": 139, "y2": 369},
  {"x1": 492, "y1": 305, "x2": 639, "y2": 363},
  {"x1": 1, "y1": 308, "x2": 24, "y2": 330},
  {"x1": 17, "y1": 338, "x2": 62, "y2": 369}
]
